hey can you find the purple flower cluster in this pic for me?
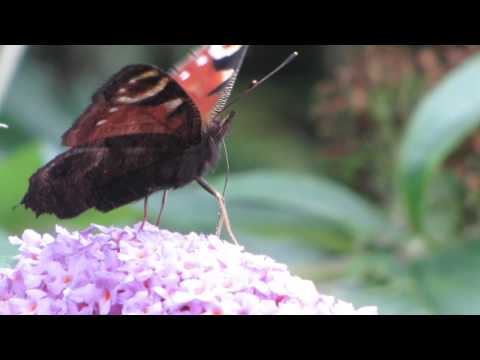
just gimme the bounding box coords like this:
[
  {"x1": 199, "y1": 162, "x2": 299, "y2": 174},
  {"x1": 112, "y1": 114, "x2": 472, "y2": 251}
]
[{"x1": 0, "y1": 223, "x2": 378, "y2": 315}]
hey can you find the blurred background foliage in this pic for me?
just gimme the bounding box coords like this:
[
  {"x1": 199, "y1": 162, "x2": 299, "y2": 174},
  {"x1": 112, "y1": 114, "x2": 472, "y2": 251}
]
[{"x1": 3, "y1": 45, "x2": 480, "y2": 314}]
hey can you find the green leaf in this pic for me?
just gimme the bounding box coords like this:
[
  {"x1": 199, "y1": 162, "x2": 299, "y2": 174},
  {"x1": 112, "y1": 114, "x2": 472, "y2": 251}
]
[
  {"x1": 411, "y1": 241, "x2": 480, "y2": 315},
  {"x1": 398, "y1": 54, "x2": 480, "y2": 233},
  {"x1": 423, "y1": 174, "x2": 464, "y2": 244},
  {"x1": 316, "y1": 253, "x2": 435, "y2": 315},
  {"x1": 0, "y1": 45, "x2": 27, "y2": 110},
  {"x1": 325, "y1": 241, "x2": 480, "y2": 315},
  {"x1": 229, "y1": 205, "x2": 355, "y2": 253},
  {"x1": 0, "y1": 143, "x2": 44, "y2": 229},
  {"x1": 143, "y1": 181, "x2": 353, "y2": 253},
  {"x1": 215, "y1": 171, "x2": 386, "y2": 243},
  {"x1": 143, "y1": 171, "x2": 385, "y2": 252},
  {"x1": 2, "y1": 59, "x2": 73, "y2": 143},
  {"x1": 0, "y1": 228, "x2": 17, "y2": 267},
  {"x1": 325, "y1": 280, "x2": 433, "y2": 315}
]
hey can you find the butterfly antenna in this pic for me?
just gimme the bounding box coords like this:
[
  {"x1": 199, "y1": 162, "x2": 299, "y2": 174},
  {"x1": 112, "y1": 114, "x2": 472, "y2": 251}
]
[{"x1": 222, "y1": 51, "x2": 299, "y2": 112}]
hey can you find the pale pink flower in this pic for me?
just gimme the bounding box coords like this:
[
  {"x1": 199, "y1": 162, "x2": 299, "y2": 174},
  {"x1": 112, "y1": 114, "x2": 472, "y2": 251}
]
[{"x1": 0, "y1": 223, "x2": 378, "y2": 315}]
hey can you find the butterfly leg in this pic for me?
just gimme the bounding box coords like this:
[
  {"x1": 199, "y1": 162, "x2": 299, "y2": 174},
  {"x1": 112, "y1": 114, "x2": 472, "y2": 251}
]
[
  {"x1": 196, "y1": 177, "x2": 239, "y2": 246},
  {"x1": 155, "y1": 190, "x2": 169, "y2": 227},
  {"x1": 211, "y1": 111, "x2": 237, "y2": 239},
  {"x1": 140, "y1": 196, "x2": 149, "y2": 230},
  {"x1": 216, "y1": 213, "x2": 225, "y2": 238}
]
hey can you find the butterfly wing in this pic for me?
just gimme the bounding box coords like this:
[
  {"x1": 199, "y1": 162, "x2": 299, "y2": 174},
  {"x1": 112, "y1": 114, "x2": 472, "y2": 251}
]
[
  {"x1": 23, "y1": 46, "x2": 250, "y2": 219},
  {"x1": 62, "y1": 64, "x2": 202, "y2": 148},
  {"x1": 170, "y1": 45, "x2": 249, "y2": 130},
  {"x1": 22, "y1": 133, "x2": 202, "y2": 219}
]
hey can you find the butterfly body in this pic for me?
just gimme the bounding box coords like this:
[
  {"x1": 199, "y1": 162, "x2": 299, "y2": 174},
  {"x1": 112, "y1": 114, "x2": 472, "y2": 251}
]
[{"x1": 22, "y1": 45, "x2": 249, "y2": 219}]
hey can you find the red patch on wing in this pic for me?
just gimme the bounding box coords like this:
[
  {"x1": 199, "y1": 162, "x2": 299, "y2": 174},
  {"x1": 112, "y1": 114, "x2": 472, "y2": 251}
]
[{"x1": 172, "y1": 45, "x2": 249, "y2": 128}]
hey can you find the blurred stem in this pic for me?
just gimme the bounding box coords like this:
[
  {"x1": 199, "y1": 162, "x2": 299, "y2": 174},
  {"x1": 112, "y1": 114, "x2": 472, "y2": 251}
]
[{"x1": 0, "y1": 45, "x2": 28, "y2": 112}]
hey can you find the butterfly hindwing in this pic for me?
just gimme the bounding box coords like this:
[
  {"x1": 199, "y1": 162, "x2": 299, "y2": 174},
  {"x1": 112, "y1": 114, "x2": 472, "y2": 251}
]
[
  {"x1": 62, "y1": 65, "x2": 202, "y2": 148},
  {"x1": 22, "y1": 131, "x2": 215, "y2": 218}
]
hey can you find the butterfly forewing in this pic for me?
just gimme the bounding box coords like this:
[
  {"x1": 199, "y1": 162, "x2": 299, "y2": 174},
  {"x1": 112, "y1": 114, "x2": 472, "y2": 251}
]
[
  {"x1": 62, "y1": 65, "x2": 202, "y2": 148},
  {"x1": 170, "y1": 45, "x2": 249, "y2": 130}
]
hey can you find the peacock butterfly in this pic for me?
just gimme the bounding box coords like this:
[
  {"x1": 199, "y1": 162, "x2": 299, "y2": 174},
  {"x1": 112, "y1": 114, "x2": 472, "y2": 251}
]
[
  {"x1": 21, "y1": 45, "x2": 250, "y2": 243},
  {"x1": 21, "y1": 45, "x2": 298, "y2": 244}
]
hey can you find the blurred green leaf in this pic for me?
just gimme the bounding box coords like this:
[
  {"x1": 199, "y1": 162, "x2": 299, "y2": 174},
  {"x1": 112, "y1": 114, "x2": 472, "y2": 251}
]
[
  {"x1": 2, "y1": 59, "x2": 72, "y2": 144},
  {"x1": 411, "y1": 241, "x2": 480, "y2": 314},
  {"x1": 399, "y1": 54, "x2": 480, "y2": 233},
  {"x1": 143, "y1": 171, "x2": 385, "y2": 253},
  {"x1": 217, "y1": 171, "x2": 386, "y2": 243},
  {"x1": 0, "y1": 143, "x2": 44, "y2": 227},
  {"x1": 317, "y1": 253, "x2": 435, "y2": 315},
  {"x1": 319, "y1": 240, "x2": 480, "y2": 315},
  {"x1": 326, "y1": 279, "x2": 434, "y2": 315},
  {"x1": 0, "y1": 228, "x2": 17, "y2": 267},
  {"x1": 423, "y1": 174, "x2": 464, "y2": 244},
  {"x1": 0, "y1": 114, "x2": 32, "y2": 151},
  {"x1": 230, "y1": 205, "x2": 354, "y2": 253},
  {"x1": 144, "y1": 178, "x2": 353, "y2": 253},
  {"x1": 233, "y1": 230, "x2": 330, "y2": 267},
  {"x1": 224, "y1": 83, "x2": 317, "y2": 173},
  {"x1": 0, "y1": 45, "x2": 27, "y2": 111}
]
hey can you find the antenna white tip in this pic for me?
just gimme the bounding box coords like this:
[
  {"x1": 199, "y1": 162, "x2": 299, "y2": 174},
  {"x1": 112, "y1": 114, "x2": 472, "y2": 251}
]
[{"x1": 0, "y1": 123, "x2": 8, "y2": 129}]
